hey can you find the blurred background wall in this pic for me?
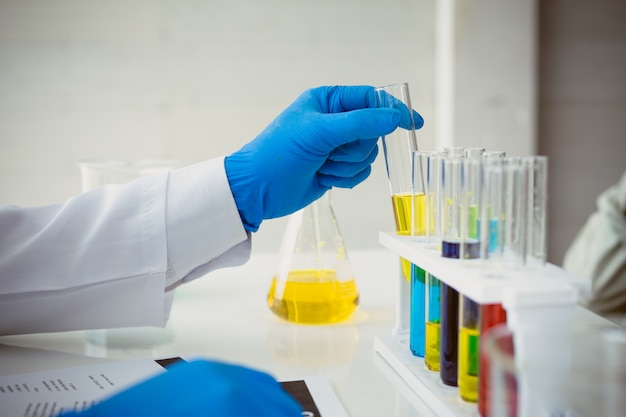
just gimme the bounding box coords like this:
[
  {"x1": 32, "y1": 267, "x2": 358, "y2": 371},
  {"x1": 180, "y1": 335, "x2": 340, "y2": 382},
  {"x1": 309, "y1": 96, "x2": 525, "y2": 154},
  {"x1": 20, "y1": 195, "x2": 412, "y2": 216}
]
[
  {"x1": 0, "y1": 0, "x2": 623, "y2": 265},
  {"x1": 0, "y1": 0, "x2": 437, "y2": 257},
  {"x1": 538, "y1": 0, "x2": 626, "y2": 264}
]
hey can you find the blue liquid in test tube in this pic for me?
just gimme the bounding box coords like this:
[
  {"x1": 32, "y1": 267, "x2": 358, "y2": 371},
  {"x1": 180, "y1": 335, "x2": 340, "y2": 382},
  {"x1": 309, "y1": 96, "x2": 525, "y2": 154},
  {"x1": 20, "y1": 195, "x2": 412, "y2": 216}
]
[{"x1": 410, "y1": 263, "x2": 426, "y2": 357}]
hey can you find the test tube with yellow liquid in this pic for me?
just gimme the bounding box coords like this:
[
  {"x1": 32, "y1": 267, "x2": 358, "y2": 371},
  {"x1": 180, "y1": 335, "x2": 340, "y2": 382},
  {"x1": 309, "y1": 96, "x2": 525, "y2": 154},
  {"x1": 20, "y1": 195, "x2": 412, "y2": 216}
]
[
  {"x1": 267, "y1": 190, "x2": 359, "y2": 325},
  {"x1": 376, "y1": 83, "x2": 422, "y2": 337},
  {"x1": 422, "y1": 151, "x2": 445, "y2": 370}
]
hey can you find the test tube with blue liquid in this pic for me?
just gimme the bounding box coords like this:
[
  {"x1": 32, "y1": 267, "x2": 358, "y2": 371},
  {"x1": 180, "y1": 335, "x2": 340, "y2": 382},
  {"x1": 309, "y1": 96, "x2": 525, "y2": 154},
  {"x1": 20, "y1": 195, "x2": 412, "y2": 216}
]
[{"x1": 408, "y1": 151, "x2": 431, "y2": 357}]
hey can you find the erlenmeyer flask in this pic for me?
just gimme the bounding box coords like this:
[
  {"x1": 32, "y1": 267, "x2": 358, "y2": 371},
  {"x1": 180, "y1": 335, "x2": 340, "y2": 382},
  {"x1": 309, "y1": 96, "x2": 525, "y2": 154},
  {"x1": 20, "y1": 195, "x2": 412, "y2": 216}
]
[{"x1": 267, "y1": 190, "x2": 359, "y2": 324}]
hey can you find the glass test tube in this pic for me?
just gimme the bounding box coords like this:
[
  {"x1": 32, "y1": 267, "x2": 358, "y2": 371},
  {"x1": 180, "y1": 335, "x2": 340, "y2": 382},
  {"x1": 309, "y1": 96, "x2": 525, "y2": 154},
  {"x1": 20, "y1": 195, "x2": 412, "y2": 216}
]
[
  {"x1": 502, "y1": 157, "x2": 528, "y2": 269},
  {"x1": 475, "y1": 152, "x2": 508, "y2": 414},
  {"x1": 523, "y1": 156, "x2": 548, "y2": 269},
  {"x1": 425, "y1": 271, "x2": 441, "y2": 371},
  {"x1": 376, "y1": 83, "x2": 420, "y2": 337},
  {"x1": 422, "y1": 152, "x2": 444, "y2": 371},
  {"x1": 409, "y1": 151, "x2": 431, "y2": 357},
  {"x1": 440, "y1": 280, "x2": 459, "y2": 386},
  {"x1": 478, "y1": 303, "x2": 507, "y2": 417},
  {"x1": 410, "y1": 264, "x2": 426, "y2": 357},
  {"x1": 439, "y1": 154, "x2": 462, "y2": 387},
  {"x1": 376, "y1": 83, "x2": 420, "y2": 282},
  {"x1": 459, "y1": 295, "x2": 481, "y2": 402},
  {"x1": 458, "y1": 150, "x2": 484, "y2": 402},
  {"x1": 481, "y1": 157, "x2": 528, "y2": 270},
  {"x1": 480, "y1": 153, "x2": 506, "y2": 264}
]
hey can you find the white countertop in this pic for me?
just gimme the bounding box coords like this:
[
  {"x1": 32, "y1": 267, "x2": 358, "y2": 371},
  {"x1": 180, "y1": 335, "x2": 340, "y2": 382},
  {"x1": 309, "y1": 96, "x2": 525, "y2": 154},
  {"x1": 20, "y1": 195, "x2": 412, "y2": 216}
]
[
  {"x1": 2, "y1": 247, "x2": 622, "y2": 417},
  {"x1": 0, "y1": 249, "x2": 438, "y2": 417}
]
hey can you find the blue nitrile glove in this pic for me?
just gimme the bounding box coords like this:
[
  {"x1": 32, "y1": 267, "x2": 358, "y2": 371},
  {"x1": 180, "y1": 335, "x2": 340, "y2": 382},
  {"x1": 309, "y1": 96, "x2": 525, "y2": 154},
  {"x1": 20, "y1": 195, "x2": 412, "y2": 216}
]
[
  {"x1": 225, "y1": 85, "x2": 424, "y2": 232},
  {"x1": 55, "y1": 359, "x2": 302, "y2": 417}
]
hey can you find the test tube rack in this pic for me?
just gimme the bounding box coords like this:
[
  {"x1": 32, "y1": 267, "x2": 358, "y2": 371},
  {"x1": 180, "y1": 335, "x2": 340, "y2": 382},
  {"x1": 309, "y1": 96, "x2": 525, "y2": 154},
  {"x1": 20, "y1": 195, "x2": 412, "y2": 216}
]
[{"x1": 374, "y1": 231, "x2": 590, "y2": 417}]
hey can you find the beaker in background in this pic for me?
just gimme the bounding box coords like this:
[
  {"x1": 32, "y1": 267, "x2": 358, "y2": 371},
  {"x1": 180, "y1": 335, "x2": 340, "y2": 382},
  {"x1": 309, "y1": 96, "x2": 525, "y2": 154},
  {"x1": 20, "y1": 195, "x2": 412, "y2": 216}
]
[
  {"x1": 78, "y1": 159, "x2": 135, "y2": 192},
  {"x1": 268, "y1": 190, "x2": 359, "y2": 325},
  {"x1": 78, "y1": 158, "x2": 179, "y2": 359}
]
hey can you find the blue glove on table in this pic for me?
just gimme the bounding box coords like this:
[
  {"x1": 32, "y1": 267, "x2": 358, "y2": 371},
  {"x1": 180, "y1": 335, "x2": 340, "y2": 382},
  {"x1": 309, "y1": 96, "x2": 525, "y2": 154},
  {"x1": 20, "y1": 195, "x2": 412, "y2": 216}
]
[
  {"x1": 225, "y1": 85, "x2": 424, "y2": 231},
  {"x1": 55, "y1": 359, "x2": 302, "y2": 417}
]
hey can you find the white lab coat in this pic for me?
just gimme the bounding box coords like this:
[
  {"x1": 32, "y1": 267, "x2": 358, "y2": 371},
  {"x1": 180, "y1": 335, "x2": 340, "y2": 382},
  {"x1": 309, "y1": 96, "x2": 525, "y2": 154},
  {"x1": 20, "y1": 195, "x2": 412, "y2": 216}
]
[{"x1": 0, "y1": 158, "x2": 251, "y2": 335}]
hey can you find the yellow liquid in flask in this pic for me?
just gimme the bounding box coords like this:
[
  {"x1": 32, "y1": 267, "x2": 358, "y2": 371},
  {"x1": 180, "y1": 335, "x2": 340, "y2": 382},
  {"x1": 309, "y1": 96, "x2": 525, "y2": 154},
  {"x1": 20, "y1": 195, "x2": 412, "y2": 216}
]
[{"x1": 267, "y1": 269, "x2": 359, "y2": 324}]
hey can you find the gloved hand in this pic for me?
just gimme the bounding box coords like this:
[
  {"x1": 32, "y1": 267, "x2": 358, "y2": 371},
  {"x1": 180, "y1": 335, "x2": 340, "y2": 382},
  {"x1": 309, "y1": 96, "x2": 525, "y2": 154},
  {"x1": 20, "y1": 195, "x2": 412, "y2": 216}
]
[
  {"x1": 225, "y1": 85, "x2": 424, "y2": 231},
  {"x1": 55, "y1": 359, "x2": 302, "y2": 417}
]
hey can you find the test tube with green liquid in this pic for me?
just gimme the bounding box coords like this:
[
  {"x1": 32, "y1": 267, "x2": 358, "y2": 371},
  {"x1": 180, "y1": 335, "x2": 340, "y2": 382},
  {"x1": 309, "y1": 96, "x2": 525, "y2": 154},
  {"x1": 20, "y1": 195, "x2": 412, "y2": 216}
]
[{"x1": 458, "y1": 149, "x2": 484, "y2": 402}]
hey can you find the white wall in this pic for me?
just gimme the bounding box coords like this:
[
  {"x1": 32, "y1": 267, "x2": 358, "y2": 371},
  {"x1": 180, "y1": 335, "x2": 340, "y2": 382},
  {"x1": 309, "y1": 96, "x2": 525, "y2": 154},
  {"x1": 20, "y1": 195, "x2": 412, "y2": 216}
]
[
  {"x1": 452, "y1": 0, "x2": 536, "y2": 156},
  {"x1": 1, "y1": 0, "x2": 540, "y2": 258},
  {"x1": 538, "y1": 0, "x2": 626, "y2": 264},
  {"x1": 0, "y1": 0, "x2": 436, "y2": 254}
]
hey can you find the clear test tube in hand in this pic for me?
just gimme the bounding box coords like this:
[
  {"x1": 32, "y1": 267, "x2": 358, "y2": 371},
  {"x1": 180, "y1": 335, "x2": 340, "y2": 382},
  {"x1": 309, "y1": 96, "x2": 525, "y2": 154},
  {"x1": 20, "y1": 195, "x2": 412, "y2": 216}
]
[
  {"x1": 376, "y1": 82, "x2": 420, "y2": 337},
  {"x1": 377, "y1": 82, "x2": 421, "y2": 268}
]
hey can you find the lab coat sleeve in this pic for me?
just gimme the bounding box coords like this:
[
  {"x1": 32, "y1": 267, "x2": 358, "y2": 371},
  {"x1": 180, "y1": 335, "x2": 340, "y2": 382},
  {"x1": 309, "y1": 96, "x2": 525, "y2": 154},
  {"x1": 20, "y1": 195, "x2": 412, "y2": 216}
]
[
  {"x1": 0, "y1": 157, "x2": 250, "y2": 335},
  {"x1": 562, "y1": 170, "x2": 626, "y2": 317}
]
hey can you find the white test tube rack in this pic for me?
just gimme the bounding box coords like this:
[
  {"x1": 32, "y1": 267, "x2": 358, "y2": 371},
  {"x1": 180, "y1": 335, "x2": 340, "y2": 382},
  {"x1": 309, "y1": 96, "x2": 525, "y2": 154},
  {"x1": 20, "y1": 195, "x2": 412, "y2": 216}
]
[{"x1": 374, "y1": 231, "x2": 590, "y2": 417}]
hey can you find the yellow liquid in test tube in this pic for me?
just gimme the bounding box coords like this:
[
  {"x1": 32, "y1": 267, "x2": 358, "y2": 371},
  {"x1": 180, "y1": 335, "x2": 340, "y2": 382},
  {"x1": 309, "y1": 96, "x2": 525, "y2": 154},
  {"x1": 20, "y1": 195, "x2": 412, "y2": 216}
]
[
  {"x1": 425, "y1": 321, "x2": 441, "y2": 371},
  {"x1": 267, "y1": 270, "x2": 359, "y2": 324},
  {"x1": 391, "y1": 193, "x2": 427, "y2": 280},
  {"x1": 458, "y1": 326, "x2": 480, "y2": 402}
]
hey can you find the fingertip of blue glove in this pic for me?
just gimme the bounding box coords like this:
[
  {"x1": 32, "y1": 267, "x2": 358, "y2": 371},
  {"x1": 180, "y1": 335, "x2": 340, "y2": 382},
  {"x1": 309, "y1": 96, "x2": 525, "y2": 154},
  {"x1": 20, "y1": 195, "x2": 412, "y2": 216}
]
[{"x1": 413, "y1": 110, "x2": 425, "y2": 129}]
